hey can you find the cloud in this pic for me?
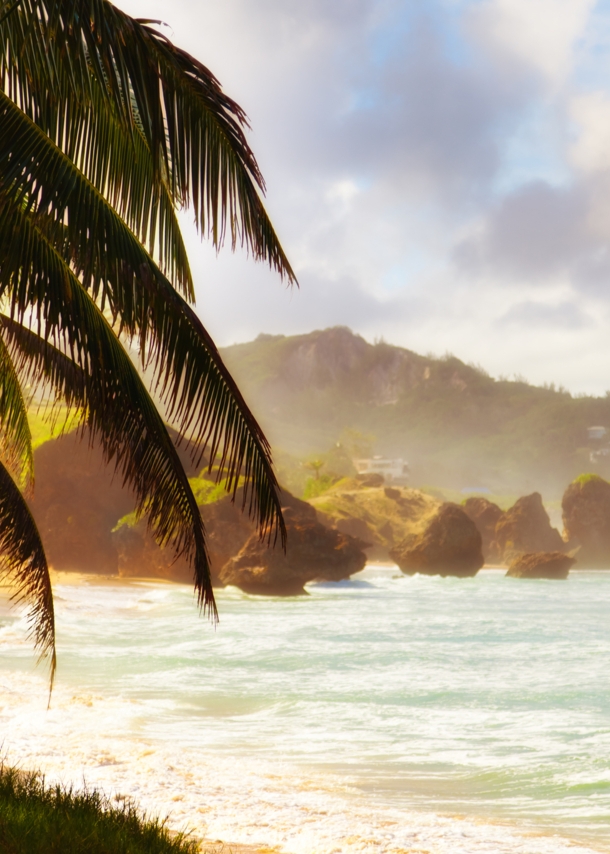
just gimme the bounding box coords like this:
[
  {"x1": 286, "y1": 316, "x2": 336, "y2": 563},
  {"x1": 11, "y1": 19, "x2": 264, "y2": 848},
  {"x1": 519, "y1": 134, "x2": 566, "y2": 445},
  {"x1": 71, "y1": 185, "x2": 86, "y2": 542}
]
[
  {"x1": 468, "y1": 0, "x2": 595, "y2": 82},
  {"x1": 497, "y1": 299, "x2": 591, "y2": 329},
  {"x1": 453, "y1": 180, "x2": 589, "y2": 280},
  {"x1": 570, "y1": 91, "x2": 610, "y2": 173},
  {"x1": 452, "y1": 170, "x2": 610, "y2": 304},
  {"x1": 114, "y1": 0, "x2": 610, "y2": 393},
  {"x1": 337, "y1": 17, "x2": 512, "y2": 199}
]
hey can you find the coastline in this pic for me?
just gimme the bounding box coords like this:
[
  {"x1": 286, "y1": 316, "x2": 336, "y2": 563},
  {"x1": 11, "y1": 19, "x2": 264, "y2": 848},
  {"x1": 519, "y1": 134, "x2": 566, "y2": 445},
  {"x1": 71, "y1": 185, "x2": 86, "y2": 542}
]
[
  {"x1": 3, "y1": 569, "x2": 610, "y2": 853},
  {"x1": 201, "y1": 843, "x2": 280, "y2": 854}
]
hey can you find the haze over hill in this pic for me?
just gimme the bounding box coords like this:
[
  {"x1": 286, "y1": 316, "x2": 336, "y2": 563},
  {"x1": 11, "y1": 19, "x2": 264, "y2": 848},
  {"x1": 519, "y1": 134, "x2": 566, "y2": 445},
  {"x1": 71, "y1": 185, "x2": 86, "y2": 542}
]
[{"x1": 221, "y1": 327, "x2": 610, "y2": 500}]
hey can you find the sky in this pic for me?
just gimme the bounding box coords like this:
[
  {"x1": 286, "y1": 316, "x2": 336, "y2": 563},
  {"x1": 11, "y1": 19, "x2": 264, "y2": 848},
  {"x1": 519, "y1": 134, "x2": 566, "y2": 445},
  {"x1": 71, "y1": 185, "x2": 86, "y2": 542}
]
[{"x1": 119, "y1": 0, "x2": 610, "y2": 394}]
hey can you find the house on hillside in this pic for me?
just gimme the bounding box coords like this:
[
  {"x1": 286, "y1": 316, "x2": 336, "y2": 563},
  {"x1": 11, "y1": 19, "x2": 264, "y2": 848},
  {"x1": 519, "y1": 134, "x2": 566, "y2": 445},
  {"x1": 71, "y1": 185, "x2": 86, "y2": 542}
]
[
  {"x1": 587, "y1": 426, "x2": 610, "y2": 463},
  {"x1": 587, "y1": 426, "x2": 608, "y2": 442},
  {"x1": 354, "y1": 456, "x2": 409, "y2": 483}
]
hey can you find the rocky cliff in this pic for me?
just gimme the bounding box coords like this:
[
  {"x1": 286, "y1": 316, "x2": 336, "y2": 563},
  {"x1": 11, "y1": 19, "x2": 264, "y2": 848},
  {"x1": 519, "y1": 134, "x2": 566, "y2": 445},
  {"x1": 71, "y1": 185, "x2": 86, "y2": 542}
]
[
  {"x1": 27, "y1": 432, "x2": 367, "y2": 591},
  {"x1": 221, "y1": 327, "x2": 610, "y2": 496},
  {"x1": 493, "y1": 493, "x2": 565, "y2": 563},
  {"x1": 462, "y1": 497, "x2": 504, "y2": 563},
  {"x1": 29, "y1": 433, "x2": 134, "y2": 575},
  {"x1": 562, "y1": 474, "x2": 610, "y2": 567},
  {"x1": 309, "y1": 478, "x2": 441, "y2": 560}
]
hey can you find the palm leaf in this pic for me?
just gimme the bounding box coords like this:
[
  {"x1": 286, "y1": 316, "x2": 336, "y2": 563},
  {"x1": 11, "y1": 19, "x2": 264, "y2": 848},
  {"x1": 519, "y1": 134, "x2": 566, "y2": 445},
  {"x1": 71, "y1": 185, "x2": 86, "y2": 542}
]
[
  {"x1": 0, "y1": 0, "x2": 296, "y2": 282},
  {"x1": 0, "y1": 89, "x2": 285, "y2": 544},
  {"x1": 0, "y1": 204, "x2": 217, "y2": 617},
  {"x1": 0, "y1": 316, "x2": 84, "y2": 409},
  {"x1": 0, "y1": 456, "x2": 55, "y2": 689},
  {"x1": 0, "y1": 0, "x2": 295, "y2": 683},
  {"x1": 0, "y1": 332, "x2": 33, "y2": 487},
  {"x1": 1, "y1": 64, "x2": 194, "y2": 298}
]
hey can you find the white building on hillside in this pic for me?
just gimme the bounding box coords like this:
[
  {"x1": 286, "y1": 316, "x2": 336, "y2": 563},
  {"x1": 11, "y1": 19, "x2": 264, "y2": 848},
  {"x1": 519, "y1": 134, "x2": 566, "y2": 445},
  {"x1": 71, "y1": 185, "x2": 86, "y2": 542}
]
[
  {"x1": 354, "y1": 456, "x2": 409, "y2": 482},
  {"x1": 587, "y1": 426, "x2": 608, "y2": 442}
]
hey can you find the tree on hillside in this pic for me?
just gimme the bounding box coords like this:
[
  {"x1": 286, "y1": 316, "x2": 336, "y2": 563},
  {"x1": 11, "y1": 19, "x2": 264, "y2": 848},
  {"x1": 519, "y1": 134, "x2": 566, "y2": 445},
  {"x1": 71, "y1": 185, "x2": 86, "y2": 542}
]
[
  {"x1": 304, "y1": 459, "x2": 325, "y2": 481},
  {"x1": 0, "y1": 0, "x2": 295, "y2": 688}
]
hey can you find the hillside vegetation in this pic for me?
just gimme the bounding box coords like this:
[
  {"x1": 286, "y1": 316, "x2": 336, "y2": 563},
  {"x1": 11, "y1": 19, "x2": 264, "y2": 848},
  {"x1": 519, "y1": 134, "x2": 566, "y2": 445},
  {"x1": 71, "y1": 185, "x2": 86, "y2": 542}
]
[
  {"x1": 221, "y1": 327, "x2": 610, "y2": 499},
  {"x1": 309, "y1": 478, "x2": 440, "y2": 560}
]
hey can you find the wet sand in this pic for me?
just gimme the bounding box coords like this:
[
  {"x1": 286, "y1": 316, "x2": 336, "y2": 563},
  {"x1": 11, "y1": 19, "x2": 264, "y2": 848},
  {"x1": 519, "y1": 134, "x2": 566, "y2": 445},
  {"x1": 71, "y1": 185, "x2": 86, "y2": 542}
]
[{"x1": 202, "y1": 842, "x2": 281, "y2": 854}]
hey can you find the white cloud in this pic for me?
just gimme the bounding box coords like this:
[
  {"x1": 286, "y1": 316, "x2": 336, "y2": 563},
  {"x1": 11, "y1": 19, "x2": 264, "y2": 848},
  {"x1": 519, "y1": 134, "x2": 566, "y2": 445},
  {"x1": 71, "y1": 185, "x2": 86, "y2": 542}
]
[
  {"x1": 570, "y1": 91, "x2": 610, "y2": 173},
  {"x1": 325, "y1": 179, "x2": 361, "y2": 209},
  {"x1": 112, "y1": 0, "x2": 610, "y2": 395},
  {"x1": 469, "y1": 0, "x2": 595, "y2": 82}
]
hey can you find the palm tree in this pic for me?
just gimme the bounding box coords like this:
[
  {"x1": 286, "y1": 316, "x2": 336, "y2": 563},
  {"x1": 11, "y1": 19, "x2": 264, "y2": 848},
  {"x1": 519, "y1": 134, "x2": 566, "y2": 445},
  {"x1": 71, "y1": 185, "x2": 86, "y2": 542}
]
[
  {"x1": 304, "y1": 459, "x2": 325, "y2": 481},
  {"x1": 0, "y1": 0, "x2": 295, "y2": 689}
]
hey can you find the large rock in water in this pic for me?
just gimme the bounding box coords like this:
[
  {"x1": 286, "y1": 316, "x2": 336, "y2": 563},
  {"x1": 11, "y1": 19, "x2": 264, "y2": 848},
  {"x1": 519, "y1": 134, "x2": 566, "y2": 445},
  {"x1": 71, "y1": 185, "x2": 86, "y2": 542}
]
[
  {"x1": 462, "y1": 497, "x2": 504, "y2": 564},
  {"x1": 562, "y1": 475, "x2": 610, "y2": 568},
  {"x1": 493, "y1": 492, "x2": 564, "y2": 564},
  {"x1": 389, "y1": 503, "x2": 484, "y2": 577},
  {"x1": 506, "y1": 551, "x2": 575, "y2": 579},
  {"x1": 219, "y1": 493, "x2": 366, "y2": 595}
]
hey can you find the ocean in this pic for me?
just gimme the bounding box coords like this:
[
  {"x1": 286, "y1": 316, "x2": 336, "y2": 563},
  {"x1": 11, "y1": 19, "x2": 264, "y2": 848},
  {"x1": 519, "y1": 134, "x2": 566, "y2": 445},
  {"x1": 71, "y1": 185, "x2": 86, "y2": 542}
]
[{"x1": 1, "y1": 565, "x2": 610, "y2": 853}]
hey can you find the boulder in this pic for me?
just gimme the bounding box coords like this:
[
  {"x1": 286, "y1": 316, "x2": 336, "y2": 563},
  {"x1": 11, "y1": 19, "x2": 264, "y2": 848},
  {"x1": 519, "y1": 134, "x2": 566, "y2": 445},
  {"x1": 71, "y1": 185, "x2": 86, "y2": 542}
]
[
  {"x1": 219, "y1": 492, "x2": 366, "y2": 595},
  {"x1": 506, "y1": 551, "x2": 575, "y2": 579},
  {"x1": 29, "y1": 433, "x2": 134, "y2": 574},
  {"x1": 310, "y1": 481, "x2": 440, "y2": 561},
  {"x1": 29, "y1": 428, "x2": 207, "y2": 576},
  {"x1": 389, "y1": 502, "x2": 484, "y2": 577},
  {"x1": 462, "y1": 497, "x2": 504, "y2": 563},
  {"x1": 493, "y1": 492, "x2": 564, "y2": 564},
  {"x1": 562, "y1": 475, "x2": 610, "y2": 568},
  {"x1": 113, "y1": 522, "x2": 192, "y2": 583},
  {"x1": 113, "y1": 490, "x2": 255, "y2": 585}
]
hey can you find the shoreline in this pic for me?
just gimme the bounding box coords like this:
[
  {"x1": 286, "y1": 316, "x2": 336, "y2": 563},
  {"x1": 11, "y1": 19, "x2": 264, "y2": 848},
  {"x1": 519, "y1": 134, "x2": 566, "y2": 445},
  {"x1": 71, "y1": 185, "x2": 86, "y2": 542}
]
[
  {"x1": 201, "y1": 843, "x2": 280, "y2": 854},
  {"x1": 3, "y1": 568, "x2": 610, "y2": 853},
  {"x1": 44, "y1": 563, "x2": 610, "y2": 591},
  {"x1": 5, "y1": 747, "x2": 608, "y2": 854}
]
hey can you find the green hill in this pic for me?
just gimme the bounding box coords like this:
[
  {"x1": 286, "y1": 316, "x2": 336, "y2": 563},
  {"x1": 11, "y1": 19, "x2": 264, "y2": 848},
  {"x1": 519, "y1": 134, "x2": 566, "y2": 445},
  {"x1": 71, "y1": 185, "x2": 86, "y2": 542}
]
[{"x1": 220, "y1": 327, "x2": 610, "y2": 500}]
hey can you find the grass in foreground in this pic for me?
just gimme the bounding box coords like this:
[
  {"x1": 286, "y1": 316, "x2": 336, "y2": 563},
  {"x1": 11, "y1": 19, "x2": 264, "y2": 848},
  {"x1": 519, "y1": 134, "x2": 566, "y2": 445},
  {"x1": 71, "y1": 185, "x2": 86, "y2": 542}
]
[{"x1": 0, "y1": 766, "x2": 200, "y2": 854}]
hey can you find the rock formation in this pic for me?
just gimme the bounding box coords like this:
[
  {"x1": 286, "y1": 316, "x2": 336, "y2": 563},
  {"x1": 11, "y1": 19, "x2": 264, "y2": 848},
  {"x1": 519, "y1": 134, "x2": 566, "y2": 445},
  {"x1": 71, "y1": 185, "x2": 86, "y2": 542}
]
[
  {"x1": 493, "y1": 493, "x2": 564, "y2": 564},
  {"x1": 112, "y1": 522, "x2": 192, "y2": 583},
  {"x1": 29, "y1": 433, "x2": 134, "y2": 574},
  {"x1": 506, "y1": 551, "x2": 574, "y2": 579},
  {"x1": 29, "y1": 431, "x2": 205, "y2": 580},
  {"x1": 462, "y1": 497, "x2": 504, "y2": 563},
  {"x1": 310, "y1": 480, "x2": 440, "y2": 560},
  {"x1": 389, "y1": 502, "x2": 484, "y2": 577},
  {"x1": 219, "y1": 493, "x2": 366, "y2": 595},
  {"x1": 27, "y1": 431, "x2": 366, "y2": 590},
  {"x1": 562, "y1": 475, "x2": 610, "y2": 568},
  {"x1": 357, "y1": 473, "x2": 385, "y2": 488},
  {"x1": 113, "y1": 490, "x2": 259, "y2": 585}
]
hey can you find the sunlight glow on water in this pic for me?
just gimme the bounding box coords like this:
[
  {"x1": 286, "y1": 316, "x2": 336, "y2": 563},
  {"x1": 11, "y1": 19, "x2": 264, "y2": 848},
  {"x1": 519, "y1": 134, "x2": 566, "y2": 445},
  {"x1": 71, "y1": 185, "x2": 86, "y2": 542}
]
[{"x1": 1, "y1": 566, "x2": 610, "y2": 853}]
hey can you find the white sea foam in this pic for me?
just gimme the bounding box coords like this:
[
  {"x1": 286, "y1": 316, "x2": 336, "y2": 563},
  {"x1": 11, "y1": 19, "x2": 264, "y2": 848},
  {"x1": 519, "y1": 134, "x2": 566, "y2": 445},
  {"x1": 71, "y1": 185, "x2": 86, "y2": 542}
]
[{"x1": 1, "y1": 568, "x2": 610, "y2": 853}]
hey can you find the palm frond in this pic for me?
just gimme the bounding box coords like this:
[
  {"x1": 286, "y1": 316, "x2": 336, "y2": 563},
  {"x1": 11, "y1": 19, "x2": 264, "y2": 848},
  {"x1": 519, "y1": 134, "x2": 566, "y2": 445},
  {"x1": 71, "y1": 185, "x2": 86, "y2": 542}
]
[
  {"x1": 0, "y1": 332, "x2": 33, "y2": 487},
  {"x1": 0, "y1": 315, "x2": 85, "y2": 405},
  {"x1": 0, "y1": 0, "x2": 297, "y2": 688},
  {"x1": 0, "y1": 456, "x2": 55, "y2": 689},
  {"x1": 1, "y1": 70, "x2": 194, "y2": 298},
  {"x1": 0, "y1": 206, "x2": 217, "y2": 617},
  {"x1": 0, "y1": 90, "x2": 285, "y2": 545},
  {"x1": 0, "y1": 0, "x2": 296, "y2": 283}
]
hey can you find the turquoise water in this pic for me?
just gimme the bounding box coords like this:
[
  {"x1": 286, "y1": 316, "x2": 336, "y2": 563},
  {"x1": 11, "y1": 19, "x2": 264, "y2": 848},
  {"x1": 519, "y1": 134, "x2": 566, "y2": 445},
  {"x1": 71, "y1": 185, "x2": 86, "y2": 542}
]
[{"x1": 1, "y1": 566, "x2": 610, "y2": 853}]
